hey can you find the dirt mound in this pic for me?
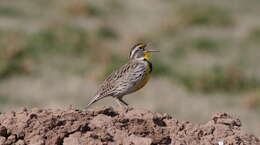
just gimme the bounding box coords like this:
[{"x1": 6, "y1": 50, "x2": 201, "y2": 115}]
[{"x1": 0, "y1": 107, "x2": 259, "y2": 145}]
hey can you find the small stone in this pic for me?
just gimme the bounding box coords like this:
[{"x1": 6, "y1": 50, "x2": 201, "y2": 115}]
[{"x1": 15, "y1": 140, "x2": 25, "y2": 145}]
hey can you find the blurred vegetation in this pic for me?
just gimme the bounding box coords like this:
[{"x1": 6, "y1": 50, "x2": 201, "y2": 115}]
[
  {"x1": 176, "y1": 3, "x2": 233, "y2": 27},
  {"x1": 97, "y1": 25, "x2": 118, "y2": 40},
  {"x1": 0, "y1": 6, "x2": 22, "y2": 17},
  {"x1": 171, "y1": 36, "x2": 227, "y2": 59},
  {"x1": 176, "y1": 66, "x2": 260, "y2": 93},
  {"x1": 27, "y1": 24, "x2": 89, "y2": 56},
  {"x1": 64, "y1": 2, "x2": 102, "y2": 17},
  {"x1": 0, "y1": 24, "x2": 89, "y2": 79},
  {"x1": 0, "y1": 0, "x2": 260, "y2": 111},
  {"x1": 247, "y1": 27, "x2": 260, "y2": 45},
  {"x1": 192, "y1": 37, "x2": 221, "y2": 53},
  {"x1": 0, "y1": 31, "x2": 29, "y2": 78},
  {"x1": 151, "y1": 57, "x2": 172, "y2": 77}
]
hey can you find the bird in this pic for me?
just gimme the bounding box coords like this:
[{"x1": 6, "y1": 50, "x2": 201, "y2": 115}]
[{"x1": 86, "y1": 43, "x2": 159, "y2": 109}]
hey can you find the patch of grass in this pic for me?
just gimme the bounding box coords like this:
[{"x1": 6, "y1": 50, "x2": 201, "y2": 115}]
[
  {"x1": 65, "y1": 2, "x2": 102, "y2": 17},
  {"x1": 240, "y1": 27, "x2": 260, "y2": 48},
  {"x1": 177, "y1": 66, "x2": 260, "y2": 93},
  {"x1": 97, "y1": 25, "x2": 118, "y2": 40},
  {"x1": 171, "y1": 36, "x2": 224, "y2": 59},
  {"x1": 0, "y1": 6, "x2": 22, "y2": 17},
  {"x1": 0, "y1": 24, "x2": 89, "y2": 78},
  {"x1": 0, "y1": 31, "x2": 30, "y2": 79},
  {"x1": 246, "y1": 27, "x2": 260, "y2": 44},
  {"x1": 0, "y1": 49, "x2": 28, "y2": 79},
  {"x1": 176, "y1": 3, "x2": 233, "y2": 27},
  {"x1": 26, "y1": 24, "x2": 89, "y2": 57},
  {"x1": 87, "y1": 3, "x2": 102, "y2": 16},
  {"x1": 172, "y1": 47, "x2": 186, "y2": 59},
  {"x1": 151, "y1": 57, "x2": 172, "y2": 77},
  {"x1": 106, "y1": 0, "x2": 125, "y2": 14},
  {"x1": 191, "y1": 37, "x2": 221, "y2": 53},
  {"x1": 171, "y1": 40, "x2": 188, "y2": 59}
]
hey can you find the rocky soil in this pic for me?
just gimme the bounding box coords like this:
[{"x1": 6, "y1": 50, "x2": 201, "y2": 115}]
[{"x1": 0, "y1": 107, "x2": 259, "y2": 145}]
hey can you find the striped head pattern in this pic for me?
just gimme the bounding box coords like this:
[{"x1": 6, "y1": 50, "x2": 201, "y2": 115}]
[{"x1": 129, "y1": 43, "x2": 159, "y2": 60}]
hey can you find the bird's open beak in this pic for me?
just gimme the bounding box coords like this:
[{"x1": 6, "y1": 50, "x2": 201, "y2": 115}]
[{"x1": 143, "y1": 49, "x2": 159, "y2": 60}]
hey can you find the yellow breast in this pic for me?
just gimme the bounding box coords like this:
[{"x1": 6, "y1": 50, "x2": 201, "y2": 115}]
[{"x1": 129, "y1": 65, "x2": 152, "y2": 93}]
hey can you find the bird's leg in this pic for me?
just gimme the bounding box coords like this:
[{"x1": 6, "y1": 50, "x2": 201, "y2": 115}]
[
  {"x1": 114, "y1": 97, "x2": 128, "y2": 110},
  {"x1": 118, "y1": 98, "x2": 129, "y2": 106},
  {"x1": 114, "y1": 98, "x2": 123, "y2": 107}
]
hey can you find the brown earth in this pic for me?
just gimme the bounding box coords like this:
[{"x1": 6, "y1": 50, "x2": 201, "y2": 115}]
[{"x1": 0, "y1": 107, "x2": 259, "y2": 145}]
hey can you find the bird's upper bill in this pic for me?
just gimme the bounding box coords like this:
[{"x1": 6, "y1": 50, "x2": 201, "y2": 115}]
[{"x1": 144, "y1": 49, "x2": 160, "y2": 60}]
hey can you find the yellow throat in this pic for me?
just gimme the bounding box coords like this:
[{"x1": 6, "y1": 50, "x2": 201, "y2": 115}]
[{"x1": 144, "y1": 51, "x2": 151, "y2": 60}]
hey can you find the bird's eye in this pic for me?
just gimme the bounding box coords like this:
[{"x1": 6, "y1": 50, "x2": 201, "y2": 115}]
[{"x1": 139, "y1": 47, "x2": 144, "y2": 50}]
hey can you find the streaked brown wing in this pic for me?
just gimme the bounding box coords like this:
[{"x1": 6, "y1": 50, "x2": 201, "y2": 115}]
[{"x1": 96, "y1": 61, "x2": 146, "y2": 98}]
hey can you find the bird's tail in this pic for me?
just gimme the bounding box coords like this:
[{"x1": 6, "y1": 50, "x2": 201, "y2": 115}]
[{"x1": 85, "y1": 94, "x2": 102, "y2": 109}]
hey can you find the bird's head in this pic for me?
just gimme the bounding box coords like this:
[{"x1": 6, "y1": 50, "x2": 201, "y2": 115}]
[{"x1": 129, "y1": 43, "x2": 159, "y2": 60}]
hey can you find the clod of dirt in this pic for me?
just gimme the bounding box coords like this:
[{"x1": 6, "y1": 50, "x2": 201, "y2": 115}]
[{"x1": 0, "y1": 107, "x2": 259, "y2": 145}]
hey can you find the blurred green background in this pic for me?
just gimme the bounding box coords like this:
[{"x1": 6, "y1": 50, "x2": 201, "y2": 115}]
[{"x1": 0, "y1": 0, "x2": 260, "y2": 137}]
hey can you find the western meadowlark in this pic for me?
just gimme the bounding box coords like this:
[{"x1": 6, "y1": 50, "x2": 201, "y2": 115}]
[{"x1": 86, "y1": 43, "x2": 159, "y2": 109}]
